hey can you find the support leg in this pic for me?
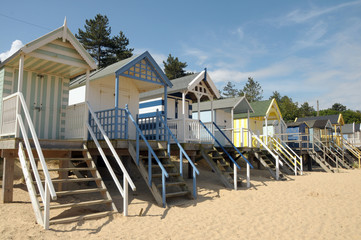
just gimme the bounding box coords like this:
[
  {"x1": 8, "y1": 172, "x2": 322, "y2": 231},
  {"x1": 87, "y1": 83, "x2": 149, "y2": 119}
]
[{"x1": 2, "y1": 153, "x2": 15, "y2": 203}]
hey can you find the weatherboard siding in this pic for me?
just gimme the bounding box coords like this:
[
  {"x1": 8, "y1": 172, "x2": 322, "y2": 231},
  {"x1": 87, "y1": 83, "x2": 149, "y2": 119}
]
[{"x1": 2, "y1": 67, "x2": 68, "y2": 139}]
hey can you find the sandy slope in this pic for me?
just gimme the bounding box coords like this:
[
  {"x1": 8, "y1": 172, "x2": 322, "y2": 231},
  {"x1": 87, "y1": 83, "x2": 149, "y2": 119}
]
[{"x1": 1, "y1": 162, "x2": 361, "y2": 240}]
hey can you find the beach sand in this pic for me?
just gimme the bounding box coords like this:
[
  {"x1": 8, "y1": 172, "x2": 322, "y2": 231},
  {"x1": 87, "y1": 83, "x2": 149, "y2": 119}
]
[{"x1": 1, "y1": 161, "x2": 361, "y2": 240}]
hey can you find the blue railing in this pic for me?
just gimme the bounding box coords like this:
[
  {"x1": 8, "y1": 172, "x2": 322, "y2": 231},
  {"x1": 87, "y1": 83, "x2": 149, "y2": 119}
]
[
  {"x1": 89, "y1": 107, "x2": 128, "y2": 140},
  {"x1": 158, "y1": 112, "x2": 200, "y2": 198},
  {"x1": 125, "y1": 105, "x2": 169, "y2": 207},
  {"x1": 212, "y1": 122, "x2": 254, "y2": 169},
  {"x1": 199, "y1": 120, "x2": 242, "y2": 170},
  {"x1": 137, "y1": 111, "x2": 166, "y2": 141}
]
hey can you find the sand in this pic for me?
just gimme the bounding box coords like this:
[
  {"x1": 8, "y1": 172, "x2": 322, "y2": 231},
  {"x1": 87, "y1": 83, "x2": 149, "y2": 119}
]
[{"x1": 1, "y1": 161, "x2": 361, "y2": 240}]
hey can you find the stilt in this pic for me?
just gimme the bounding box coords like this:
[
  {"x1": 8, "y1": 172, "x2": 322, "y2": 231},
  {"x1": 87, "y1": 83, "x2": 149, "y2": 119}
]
[{"x1": 1, "y1": 151, "x2": 15, "y2": 203}]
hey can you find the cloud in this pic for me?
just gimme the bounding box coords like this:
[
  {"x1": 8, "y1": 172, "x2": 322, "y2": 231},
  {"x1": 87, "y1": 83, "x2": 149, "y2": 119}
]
[
  {"x1": 0, "y1": 40, "x2": 23, "y2": 62},
  {"x1": 284, "y1": 0, "x2": 361, "y2": 24},
  {"x1": 182, "y1": 47, "x2": 209, "y2": 66}
]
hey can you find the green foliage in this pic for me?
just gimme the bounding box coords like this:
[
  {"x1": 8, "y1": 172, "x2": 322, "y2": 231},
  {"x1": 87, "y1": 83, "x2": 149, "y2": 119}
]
[
  {"x1": 76, "y1": 14, "x2": 133, "y2": 68},
  {"x1": 279, "y1": 95, "x2": 299, "y2": 122},
  {"x1": 222, "y1": 81, "x2": 240, "y2": 98},
  {"x1": 163, "y1": 54, "x2": 190, "y2": 80},
  {"x1": 240, "y1": 77, "x2": 263, "y2": 102},
  {"x1": 298, "y1": 102, "x2": 315, "y2": 118},
  {"x1": 269, "y1": 91, "x2": 281, "y2": 103},
  {"x1": 331, "y1": 103, "x2": 347, "y2": 112}
]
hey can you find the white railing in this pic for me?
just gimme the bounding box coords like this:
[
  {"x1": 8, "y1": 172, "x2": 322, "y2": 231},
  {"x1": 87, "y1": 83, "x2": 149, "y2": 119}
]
[
  {"x1": 249, "y1": 129, "x2": 281, "y2": 180},
  {"x1": 86, "y1": 102, "x2": 136, "y2": 216},
  {"x1": 2, "y1": 92, "x2": 56, "y2": 229},
  {"x1": 167, "y1": 118, "x2": 213, "y2": 143},
  {"x1": 269, "y1": 136, "x2": 303, "y2": 175},
  {"x1": 0, "y1": 94, "x2": 17, "y2": 136},
  {"x1": 65, "y1": 103, "x2": 86, "y2": 139}
]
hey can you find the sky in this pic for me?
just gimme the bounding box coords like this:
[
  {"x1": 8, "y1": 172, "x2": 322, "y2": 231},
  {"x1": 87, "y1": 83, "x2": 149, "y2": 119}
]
[{"x1": 1, "y1": 0, "x2": 361, "y2": 110}]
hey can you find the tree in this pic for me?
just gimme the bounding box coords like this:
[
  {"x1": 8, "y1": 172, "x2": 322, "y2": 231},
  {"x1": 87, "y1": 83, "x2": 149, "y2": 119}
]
[
  {"x1": 298, "y1": 102, "x2": 315, "y2": 117},
  {"x1": 279, "y1": 96, "x2": 299, "y2": 121},
  {"x1": 163, "y1": 54, "x2": 190, "y2": 80},
  {"x1": 221, "y1": 81, "x2": 240, "y2": 98},
  {"x1": 240, "y1": 77, "x2": 263, "y2": 102},
  {"x1": 76, "y1": 14, "x2": 133, "y2": 68},
  {"x1": 331, "y1": 103, "x2": 347, "y2": 112},
  {"x1": 269, "y1": 91, "x2": 281, "y2": 103}
]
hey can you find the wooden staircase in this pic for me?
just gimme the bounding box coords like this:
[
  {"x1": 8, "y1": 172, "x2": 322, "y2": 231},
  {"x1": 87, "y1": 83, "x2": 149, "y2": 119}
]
[
  {"x1": 128, "y1": 141, "x2": 191, "y2": 206},
  {"x1": 254, "y1": 151, "x2": 286, "y2": 180},
  {"x1": 27, "y1": 144, "x2": 117, "y2": 225},
  {"x1": 200, "y1": 147, "x2": 242, "y2": 189},
  {"x1": 307, "y1": 149, "x2": 335, "y2": 173}
]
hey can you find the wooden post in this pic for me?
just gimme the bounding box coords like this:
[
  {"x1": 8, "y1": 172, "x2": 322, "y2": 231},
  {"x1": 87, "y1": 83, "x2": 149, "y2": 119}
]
[
  {"x1": 83, "y1": 69, "x2": 90, "y2": 140},
  {"x1": 2, "y1": 151, "x2": 15, "y2": 203}
]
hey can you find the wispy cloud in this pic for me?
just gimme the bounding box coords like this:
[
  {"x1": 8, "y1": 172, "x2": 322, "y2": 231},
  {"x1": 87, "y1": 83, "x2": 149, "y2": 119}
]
[
  {"x1": 283, "y1": 0, "x2": 361, "y2": 24},
  {"x1": 0, "y1": 40, "x2": 23, "y2": 62}
]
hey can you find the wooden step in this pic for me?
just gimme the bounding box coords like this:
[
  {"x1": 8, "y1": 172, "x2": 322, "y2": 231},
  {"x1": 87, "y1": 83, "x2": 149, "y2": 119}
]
[
  {"x1": 146, "y1": 164, "x2": 174, "y2": 168},
  {"x1": 36, "y1": 177, "x2": 101, "y2": 184},
  {"x1": 139, "y1": 155, "x2": 169, "y2": 159},
  {"x1": 153, "y1": 173, "x2": 180, "y2": 178},
  {"x1": 36, "y1": 188, "x2": 107, "y2": 197},
  {"x1": 49, "y1": 211, "x2": 114, "y2": 225},
  {"x1": 41, "y1": 199, "x2": 112, "y2": 210},
  {"x1": 157, "y1": 182, "x2": 186, "y2": 188},
  {"x1": 42, "y1": 158, "x2": 92, "y2": 161},
  {"x1": 165, "y1": 191, "x2": 189, "y2": 198},
  {"x1": 37, "y1": 168, "x2": 96, "y2": 172}
]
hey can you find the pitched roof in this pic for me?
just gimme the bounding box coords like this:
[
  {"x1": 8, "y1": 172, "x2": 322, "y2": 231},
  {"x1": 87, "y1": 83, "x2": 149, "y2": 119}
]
[
  {"x1": 0, "y1": 19, "x2": 96, "y2": 78},
  {"x1": 296, "y1": 114, "x2": 342, "y2": 125},
  {"x1": 70, "y1": 51, "x2": 172, "y2": 89},
  {"x1": 192, "y1": 96, "x2": 253, "y2": 114},
  {"x1": 304, "y1": 119, "x2": 332, "y2": 129},
  {"x1": 287, "y1": 121, "x2": 308, "y2": 127},
  {"x1": 342, "y1": 123, "x2": 360, "y2": 134},
  {"x1": 139, "y1": 71, "x2": 220, "y2": 101},
  {"x1": 233, "y1": 100, "x2": 273, "y2": 119}
]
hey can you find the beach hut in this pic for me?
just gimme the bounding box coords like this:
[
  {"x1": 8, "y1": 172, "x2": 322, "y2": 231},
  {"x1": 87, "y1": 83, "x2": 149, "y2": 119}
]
[
  {"x1": 343, "y1": 123, "x2": 361, "y2": 147},
  {"x1": 139, "y1": 70, "x2": 221, "y2": 143},
  {"x1": 191, "y1": 96, "x2": 253, "y2": 146},
  {"x1": 0, "y1": 20, "x2": 138, "y2": 228},
  {"x1": 233, "y1": 98, "x2": 285, "y2": 148}
]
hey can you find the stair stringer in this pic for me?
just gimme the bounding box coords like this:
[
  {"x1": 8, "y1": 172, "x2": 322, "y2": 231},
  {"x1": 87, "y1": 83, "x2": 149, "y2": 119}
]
[
  {"x1": 254, "y1": 151, "x2": 285, "y2": 180},
  {"x1": 128, "y1": 141, "x2": 163, "y2": 206},
  {"x1": 308, "y1": 150, "x2": 334, "y2": 173},
  {"x1": 200, "y1": 148, "x2": 234, "y2": 189}
]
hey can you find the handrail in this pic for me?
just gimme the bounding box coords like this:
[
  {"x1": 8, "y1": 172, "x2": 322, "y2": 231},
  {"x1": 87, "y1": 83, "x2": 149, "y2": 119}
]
[
  {"x1": 87, "y1": 102, "x2": 136, "y2": 215},
  {"x1": 4, "y1": 92, "x2": 56, "y2": 229},
  {"x1": 158, "y1": 112, "x2": 199, "y2": 197},
  {"x1": 270, "y1": 137, "x2": 301, "y2": 167},
  {"x1": 313, "y1": 136, "x2": 338, "y2": 166},
  {"x1": 125, "y1": 104, "x2": 169, "y2": 207},
  {"x1": 199, "y1": 120, "x2": 242, "y2": 170},
  {"x1": 269, "y1": 137, "x2": 302, "y2": 175},
  {"x1": 213, "y1": 122, "x2": 254, "y2": 168}
]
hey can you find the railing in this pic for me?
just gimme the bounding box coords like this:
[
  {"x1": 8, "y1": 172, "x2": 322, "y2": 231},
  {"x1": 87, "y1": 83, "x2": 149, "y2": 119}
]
[
  {"x1": 212, "y1": 122, "x2": 254, "y2": 188},
  {"x1": 342, "y1": 137, "x2": 361, "y2": 168},
  {"x1": 86, "y1": 102, "x2": 136, "y2": 215},
  {"x1": 0, "y1": 93, "x2": 17, "y2": 136},
  {"x1": 312, "y1": 136, "x2": 338, "y2": 167},
  {"x1": 167, "y1": 118, "x2": 213, "y2": 143},
  {"x1": 249, "y1": 129, "x2": 281, "y2": 180},
  {"x1": 89, "y1": 107, "x2": 128, "y2": 140},
  {"x1": 199, "y1": 120, "x2": 245, "y2": 188},
  {"x1": 138, "y1": 111, "x2": 166, "y2": 141},
  {"x1": 269, "y1": 136, "x2": 303, "y2": 175},
  {"x1": 2, "y1": 92, "x2": 56, "y2": 229},
  {"x1": 158, "y1": 112, "x2": 200, "y2": 197},
  {"x1": 125, "y1": 105, "x2": 169, "y2": 207},
  {"x1": 65, "y1": 103, "x2": 86, "y2": 139}
]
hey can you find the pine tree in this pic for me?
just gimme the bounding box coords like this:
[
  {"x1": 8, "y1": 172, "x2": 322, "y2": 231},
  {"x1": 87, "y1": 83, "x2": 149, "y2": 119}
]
[
  {"x1": 163, "y1": 54, "x2": 189, "y2": 80},
  {"x1": 240, "y1": 77, "x2": 263, "y2": 102},
  {"x1": 76, "y1": 14, "x2": 133, "y2": 68},
  {"x1": 222, "y1": 81, "x2": 240, "y2": 98}
]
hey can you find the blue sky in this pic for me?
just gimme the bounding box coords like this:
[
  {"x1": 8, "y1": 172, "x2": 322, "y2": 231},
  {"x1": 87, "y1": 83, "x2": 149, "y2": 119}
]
[{"x1": 1, "y1": 0, "x2": 361, "y2": 110}]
